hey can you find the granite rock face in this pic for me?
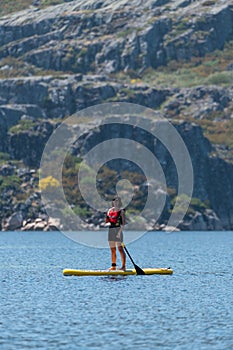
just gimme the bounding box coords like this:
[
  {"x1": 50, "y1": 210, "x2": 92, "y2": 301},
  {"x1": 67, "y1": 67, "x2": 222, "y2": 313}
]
[
  {"x1": 0, "y1": 0, "x2": 232, "y2": 74},
  {"x1": 0, "y1": 76, "x2": 232, "y2": 126},
  {"x1": 1, "y1": 113, "x2": 233, "y2": 230},
  {"x1": 69, "y1": 118, "x2": 233, "y2": 230},
  {"x1": 0, "y1": 0, "x2": 233, "y2": 230},
  {"x1": 0, "y1": 0, "x2": 232, "y2": 122},
  {"x1": 1, "y1": 117, "x2": 233, "y2": 231}
]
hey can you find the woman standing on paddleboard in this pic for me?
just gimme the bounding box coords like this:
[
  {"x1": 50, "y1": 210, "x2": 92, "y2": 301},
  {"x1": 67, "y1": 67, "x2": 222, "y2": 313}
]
[{"x1": 106, "y1": 197, "x2": 126, "y2": 271}]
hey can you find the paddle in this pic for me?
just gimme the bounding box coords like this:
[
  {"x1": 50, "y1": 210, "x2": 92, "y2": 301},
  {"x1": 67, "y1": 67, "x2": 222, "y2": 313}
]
[{"x1": 122, "y1": 243, "x2": 145, "y2": 275}]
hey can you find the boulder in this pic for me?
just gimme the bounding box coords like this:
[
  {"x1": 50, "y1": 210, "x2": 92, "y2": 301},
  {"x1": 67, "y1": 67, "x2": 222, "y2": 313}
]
[{"x1": 2, "y1": 212, "x2": 23, "y2": 231}]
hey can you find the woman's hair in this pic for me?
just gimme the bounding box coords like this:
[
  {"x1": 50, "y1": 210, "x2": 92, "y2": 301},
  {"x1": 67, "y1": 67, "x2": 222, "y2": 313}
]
[{"x1": 112, "y1": 196, "x2": 122, "y2": 207}]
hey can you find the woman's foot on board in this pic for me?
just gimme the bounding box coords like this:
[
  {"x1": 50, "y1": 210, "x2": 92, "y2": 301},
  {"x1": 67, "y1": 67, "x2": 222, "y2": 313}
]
[{"x1": 109, "y1": 263, "x2": 116, "y2": 270}]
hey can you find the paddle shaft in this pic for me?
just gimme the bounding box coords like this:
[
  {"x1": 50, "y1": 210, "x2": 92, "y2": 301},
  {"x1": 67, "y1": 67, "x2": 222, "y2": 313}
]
[{"x1": 122, "y1": 243, "x2": 145, "y2": 275}]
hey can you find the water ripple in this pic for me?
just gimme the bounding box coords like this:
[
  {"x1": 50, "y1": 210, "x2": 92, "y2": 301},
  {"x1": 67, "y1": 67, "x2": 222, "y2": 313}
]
[{"x1": 0, "y1": 231, "x2": 233, "y2": 349}]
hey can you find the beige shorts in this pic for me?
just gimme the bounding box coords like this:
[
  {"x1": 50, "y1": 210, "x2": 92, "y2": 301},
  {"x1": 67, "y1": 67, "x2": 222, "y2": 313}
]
[{"x1": 108, "y1": 227, "x2": 123, "y2": 242}]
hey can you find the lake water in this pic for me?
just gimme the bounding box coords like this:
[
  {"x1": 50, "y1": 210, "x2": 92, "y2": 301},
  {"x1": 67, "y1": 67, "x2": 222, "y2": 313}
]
[{"x1": 0, "y1": 230, "x2": 233, "y2": 350}]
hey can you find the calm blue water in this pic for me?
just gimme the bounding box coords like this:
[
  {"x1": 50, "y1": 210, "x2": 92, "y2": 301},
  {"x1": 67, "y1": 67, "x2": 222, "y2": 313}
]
[{"x1": 0, "y1": 230, "x2": 233, "y2": 350}]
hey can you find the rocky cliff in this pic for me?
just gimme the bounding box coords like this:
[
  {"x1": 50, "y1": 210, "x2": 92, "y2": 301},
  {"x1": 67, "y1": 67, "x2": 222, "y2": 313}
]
[
  {"x1": 1, "y1": 116, "x2": 233, "y2": 231},
  {"x1": 0, "y1": 0, "x2": 233, "y2": 231},
  {"x1": 0, "y1": 0, "x2": 232, "y2": 74},
  {"x1": 0, "y1": 0, "x2": 232, "y2": 120}
]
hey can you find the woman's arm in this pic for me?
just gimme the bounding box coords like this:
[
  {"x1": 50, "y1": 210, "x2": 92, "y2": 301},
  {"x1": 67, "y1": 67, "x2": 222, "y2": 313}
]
[{"x1": 121, "y1": 209, "x2": 126, "y2": 226}]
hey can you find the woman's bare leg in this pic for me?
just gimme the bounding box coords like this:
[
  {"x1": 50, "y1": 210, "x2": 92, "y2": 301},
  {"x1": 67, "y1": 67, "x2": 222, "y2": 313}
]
[
  {"x1": 117, "y1": 244, "x2": 126, "y2": 270},
  {"x1": 109, "y1": 241, "x2": 117, "y2": 269}
]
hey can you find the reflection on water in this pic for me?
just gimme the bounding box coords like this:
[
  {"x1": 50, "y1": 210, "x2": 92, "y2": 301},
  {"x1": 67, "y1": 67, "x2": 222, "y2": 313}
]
[{"x1": 100, "y1": 275, "x2": 128, "y2": 282}]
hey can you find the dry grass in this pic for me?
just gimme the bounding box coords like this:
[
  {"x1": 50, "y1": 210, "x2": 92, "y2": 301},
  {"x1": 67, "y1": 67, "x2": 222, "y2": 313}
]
[
  {"x1": 141, "y1": 42, "x2": 233, "y2": 88},
  {"x1": 0, "y1": 0, "x2": 32, "y2": 16},
  {"x1": 0, "y1": 0, "x2": 64, "y2": 17}
]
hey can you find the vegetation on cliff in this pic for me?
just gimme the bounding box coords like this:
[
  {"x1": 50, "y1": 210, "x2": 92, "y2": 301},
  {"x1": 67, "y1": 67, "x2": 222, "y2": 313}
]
[{"x1": 0, "y1": 0, "x2": 233, "y2": 230}]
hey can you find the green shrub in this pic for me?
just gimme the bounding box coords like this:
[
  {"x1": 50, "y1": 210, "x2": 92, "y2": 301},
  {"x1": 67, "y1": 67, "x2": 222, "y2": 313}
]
[
  {"x1": 205, "y1": 72, "x2": 233, "y2": 86},
  {"x1": 40, "y1": 0, "x2": 64, "y2": 7},
  {"x1": 171, "y1": 195, "x2": 210, "y2": 216},
  {"x1": 0, "y1": 152, "x2": 10, "y2": 161},
  {"x1": 9, "y1": 119, "x2": 36, "y2": 134},
  {"x1": 202, "y1": 0, "x2": 216, "y2": 6},
  {"x1": 73, "y1": 205, "x2": 92, "y2": 218},
  {"x1": 0, "y1": 175, "x2": 21, "y2": 192},
  {"x1": 190, "y1": 198, "x2": 210, "y2": 212}
]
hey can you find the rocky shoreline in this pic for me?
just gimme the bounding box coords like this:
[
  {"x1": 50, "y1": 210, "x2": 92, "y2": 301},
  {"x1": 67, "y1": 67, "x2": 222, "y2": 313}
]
[
  {"x1": 1, "y1": 184, "x2": 224, "y2": 233},
  {"x1": 1, "y1": 210, "x2": 223, "y2": 232},
  {"x1": 0, "y1": 161, "x2": 224, "y2": 232}
]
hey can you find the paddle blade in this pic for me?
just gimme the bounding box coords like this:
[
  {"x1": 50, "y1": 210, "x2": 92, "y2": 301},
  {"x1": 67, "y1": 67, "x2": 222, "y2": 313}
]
[
  {"x1": 134, "y1": 264, "x2": 145, "y2": 275},
  {"x1": 122, "y1": 243, "x2": 145, "y2": 275}
]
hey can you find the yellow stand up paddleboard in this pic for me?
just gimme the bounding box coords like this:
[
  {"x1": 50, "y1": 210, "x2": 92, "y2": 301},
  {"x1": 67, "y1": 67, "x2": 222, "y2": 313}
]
[{"x1": 63, "y1": 267, "x2": 173, "y2": 276}]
